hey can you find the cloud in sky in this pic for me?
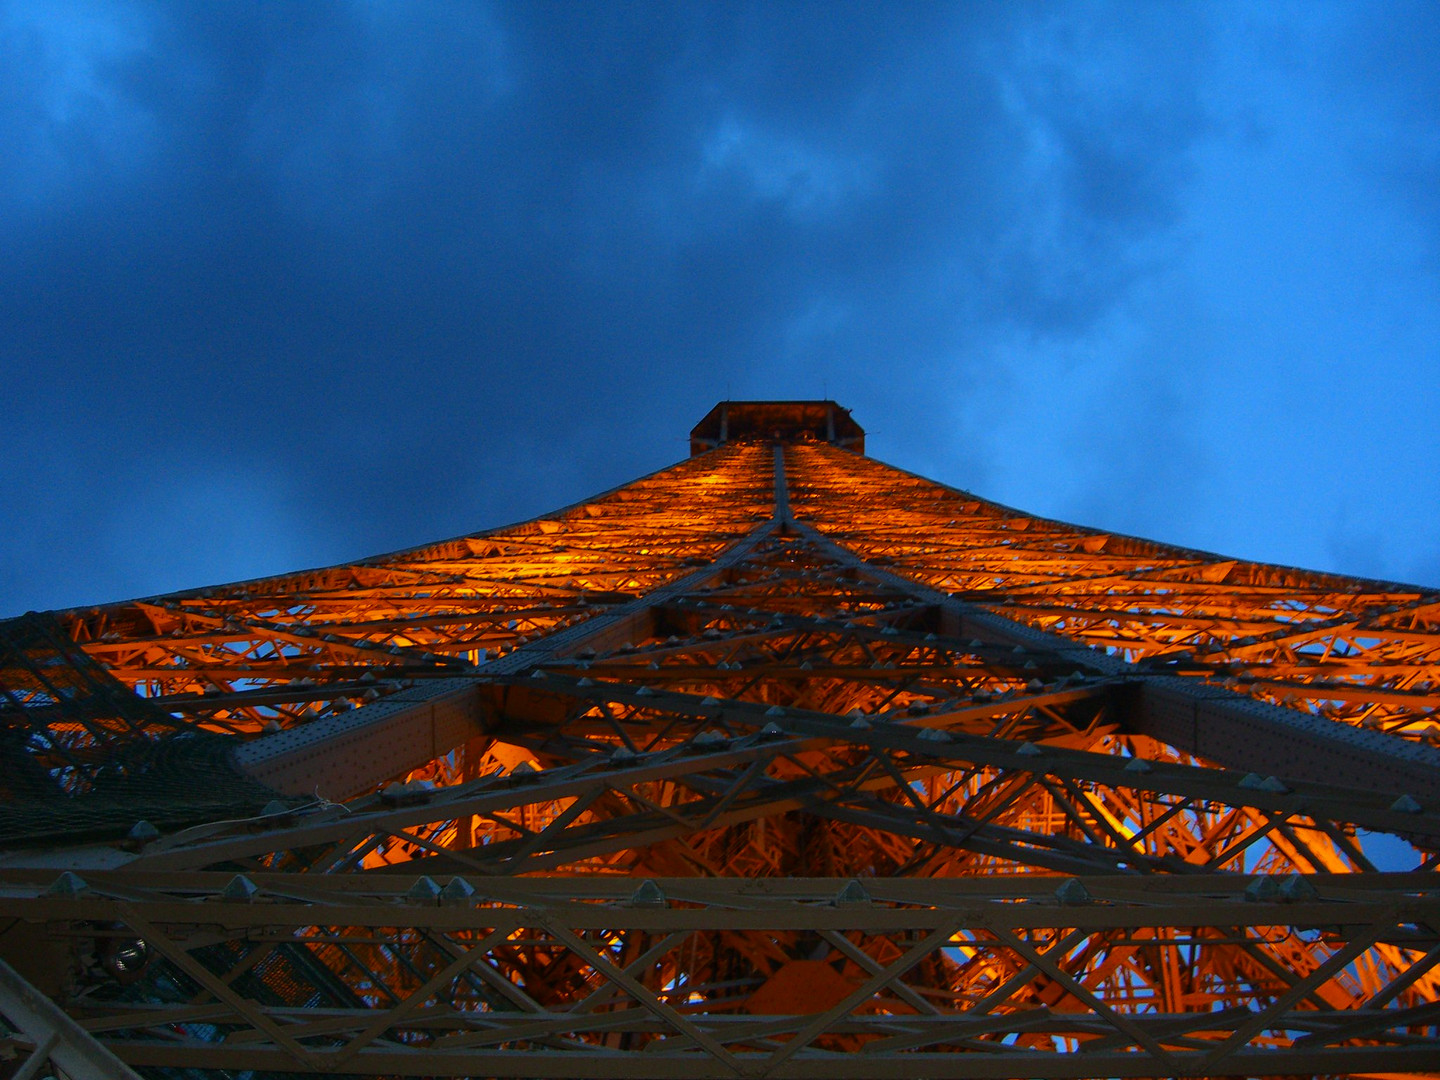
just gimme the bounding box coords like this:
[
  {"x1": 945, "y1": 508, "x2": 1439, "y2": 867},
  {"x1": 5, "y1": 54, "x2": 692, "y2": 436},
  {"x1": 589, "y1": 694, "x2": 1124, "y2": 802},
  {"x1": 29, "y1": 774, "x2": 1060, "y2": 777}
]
[{"x1": 1, "y1": 0, "x2": 1436, "y2": 612}]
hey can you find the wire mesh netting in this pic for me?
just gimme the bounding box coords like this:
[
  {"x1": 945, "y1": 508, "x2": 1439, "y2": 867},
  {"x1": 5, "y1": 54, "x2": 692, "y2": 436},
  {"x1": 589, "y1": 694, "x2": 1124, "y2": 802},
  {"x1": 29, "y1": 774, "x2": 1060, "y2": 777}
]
[{"x1": 0, "y1": 612, "x2": 288, "y2": 847}]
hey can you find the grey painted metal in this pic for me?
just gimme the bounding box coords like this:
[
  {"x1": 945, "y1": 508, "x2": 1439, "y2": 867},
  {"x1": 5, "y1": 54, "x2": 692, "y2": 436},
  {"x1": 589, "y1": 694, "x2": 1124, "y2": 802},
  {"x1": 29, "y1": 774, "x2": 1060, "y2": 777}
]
[
  {"x1": 0, "y1": 875, "x2": 1432, "y2": 1079},
  {"x1": 5, "y1": 415, "x2": 1437, "y2": 1080},
  {"x1": 0, "y1": 874, "x2": 1432, "y2": 1079},
  {"x1": 129, "y1": 663, "x2": 1440, "y2": 872},
  {"x1": 0, "y1": 958, "x2": 145, "y2": 1080},
  {"x1": 2, "y1": 868, "x2": 1429, "y2": 910}
]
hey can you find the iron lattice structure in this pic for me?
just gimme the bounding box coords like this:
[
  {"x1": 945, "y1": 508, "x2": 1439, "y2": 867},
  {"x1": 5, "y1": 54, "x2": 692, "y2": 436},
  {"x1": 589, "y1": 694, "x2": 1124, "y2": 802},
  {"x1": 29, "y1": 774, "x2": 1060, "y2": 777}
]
[{"x1": 1, "y1": 400, "x2": 1438, "y2": 1079}]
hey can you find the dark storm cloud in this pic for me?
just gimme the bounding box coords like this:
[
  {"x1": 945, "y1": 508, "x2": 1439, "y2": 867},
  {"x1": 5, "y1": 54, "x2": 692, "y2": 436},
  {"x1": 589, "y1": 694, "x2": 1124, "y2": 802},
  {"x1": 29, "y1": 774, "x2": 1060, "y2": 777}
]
[
  {"x1": 0, "y1": 1, "x2": 1217, "y2": 610},
  {"x1": 9, "y1": 1, "x2": 1433, "y2": 612}
]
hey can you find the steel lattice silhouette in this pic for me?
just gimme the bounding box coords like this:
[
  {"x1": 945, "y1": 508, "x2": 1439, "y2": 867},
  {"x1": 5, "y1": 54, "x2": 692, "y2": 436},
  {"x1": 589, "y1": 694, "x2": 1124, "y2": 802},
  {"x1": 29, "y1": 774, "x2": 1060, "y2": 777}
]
[{"x1": 0, "y1": 400, "x2": 1437, "y2": 1079}]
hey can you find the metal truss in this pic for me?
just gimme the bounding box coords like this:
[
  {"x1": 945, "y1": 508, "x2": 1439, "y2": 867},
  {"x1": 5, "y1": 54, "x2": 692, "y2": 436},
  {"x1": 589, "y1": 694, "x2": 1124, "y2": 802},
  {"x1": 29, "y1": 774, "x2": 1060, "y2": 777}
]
[
  {"x1": 1, "y1": 873, "x2": 1436, "y2": 1077},
  {"x1": 784, "y1": 443, "x2": 1440, "y2": 746},
  {"x1": 0, "y1": 401, "x2": 1436, "y2": 1078}
]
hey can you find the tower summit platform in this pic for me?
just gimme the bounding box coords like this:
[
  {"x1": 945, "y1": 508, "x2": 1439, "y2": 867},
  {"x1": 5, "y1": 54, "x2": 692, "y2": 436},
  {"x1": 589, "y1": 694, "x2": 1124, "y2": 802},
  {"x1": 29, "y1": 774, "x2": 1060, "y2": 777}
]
[{"x1": 689, "y1": 399, "x2": 863, "y2": 455}]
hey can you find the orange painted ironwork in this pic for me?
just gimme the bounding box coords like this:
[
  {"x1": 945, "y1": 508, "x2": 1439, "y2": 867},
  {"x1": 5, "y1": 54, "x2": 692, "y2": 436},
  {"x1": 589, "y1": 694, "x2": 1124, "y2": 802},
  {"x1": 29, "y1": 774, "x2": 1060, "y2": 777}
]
[
  {"x1": 787, "y1": 441, "x2": 1440, "y2": 745},
  {"x1": 0, "y1": 402, "x2": 1435, "y2": 1079},
  {"x1": 47, "y1": 442, "x2": 774, "y2": 736}
]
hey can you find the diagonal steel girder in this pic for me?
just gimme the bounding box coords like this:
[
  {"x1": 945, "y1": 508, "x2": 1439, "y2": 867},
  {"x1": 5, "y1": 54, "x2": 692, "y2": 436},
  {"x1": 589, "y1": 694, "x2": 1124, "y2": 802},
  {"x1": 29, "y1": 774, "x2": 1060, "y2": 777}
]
[{"x1": 0, "y1": 958, "x2": 145, "y2": 1080}]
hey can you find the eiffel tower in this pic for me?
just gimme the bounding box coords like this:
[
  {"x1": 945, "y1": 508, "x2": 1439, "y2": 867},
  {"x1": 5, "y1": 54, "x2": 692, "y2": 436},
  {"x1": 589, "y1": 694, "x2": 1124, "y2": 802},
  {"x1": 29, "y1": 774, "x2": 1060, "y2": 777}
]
[{"x1": 0, "y1": 400, "x2": 1437, "y2": 1079}]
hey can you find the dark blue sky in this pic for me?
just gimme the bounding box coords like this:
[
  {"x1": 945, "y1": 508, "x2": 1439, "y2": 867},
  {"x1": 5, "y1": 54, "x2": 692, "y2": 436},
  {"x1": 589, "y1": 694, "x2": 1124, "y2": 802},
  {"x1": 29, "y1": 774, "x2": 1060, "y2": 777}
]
[{"x1": 2, "y1": 1, "x2": 1437, "y2": 614}]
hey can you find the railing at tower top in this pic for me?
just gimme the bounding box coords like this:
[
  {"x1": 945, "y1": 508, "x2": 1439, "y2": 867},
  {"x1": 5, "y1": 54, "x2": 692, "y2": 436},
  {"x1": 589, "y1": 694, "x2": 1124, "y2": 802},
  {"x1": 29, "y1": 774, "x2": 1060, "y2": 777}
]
[{"x1": 689, "y1": 399, "x2": 864, "y2": 456}]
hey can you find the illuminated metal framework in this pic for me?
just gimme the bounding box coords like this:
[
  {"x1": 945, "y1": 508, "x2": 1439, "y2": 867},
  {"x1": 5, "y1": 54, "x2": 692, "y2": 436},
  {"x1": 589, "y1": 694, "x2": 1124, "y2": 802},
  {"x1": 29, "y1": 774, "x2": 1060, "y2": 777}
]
[{"x1": 0, "y1": 399, "x2": 1437, "y2": 1079}]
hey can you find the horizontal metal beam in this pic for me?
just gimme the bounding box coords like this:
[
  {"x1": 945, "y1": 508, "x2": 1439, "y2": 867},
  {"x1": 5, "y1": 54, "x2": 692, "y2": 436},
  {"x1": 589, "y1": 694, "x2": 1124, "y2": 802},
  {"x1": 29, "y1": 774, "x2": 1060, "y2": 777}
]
[
  {"x1": 9, "y1": 876, "x2": 1431, "y2": 931},
  {"x1": 3, "y1": 867, "x2": 1431, "y2": 904},
  {"x1": 1135, "y1": 675, "x2": 1440, "y2": 806},
  {"x1": 235, "y1": 678, "x2": 485, "y2": 798},
  {"x1": 96, "y1": 1039, "x2": 1440, "y2": 1078},
  {"x1": 128, "y1": 674, "x2": 1440, "y2": 871}
]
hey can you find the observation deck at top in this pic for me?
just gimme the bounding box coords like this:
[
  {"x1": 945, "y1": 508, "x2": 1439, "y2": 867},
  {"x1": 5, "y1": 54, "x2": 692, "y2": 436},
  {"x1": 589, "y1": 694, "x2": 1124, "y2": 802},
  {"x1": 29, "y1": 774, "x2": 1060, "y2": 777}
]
[{"x1": 689, "y1": 399, "x2": 864, "y2": 455}]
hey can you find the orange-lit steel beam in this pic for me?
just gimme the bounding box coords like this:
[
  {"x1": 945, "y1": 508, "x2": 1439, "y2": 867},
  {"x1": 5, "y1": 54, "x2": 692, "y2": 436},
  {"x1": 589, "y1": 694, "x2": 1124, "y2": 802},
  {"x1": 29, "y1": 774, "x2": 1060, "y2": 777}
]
[{"x1": 777, "y1": 452, "x2": 1440, "y2": 803}]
